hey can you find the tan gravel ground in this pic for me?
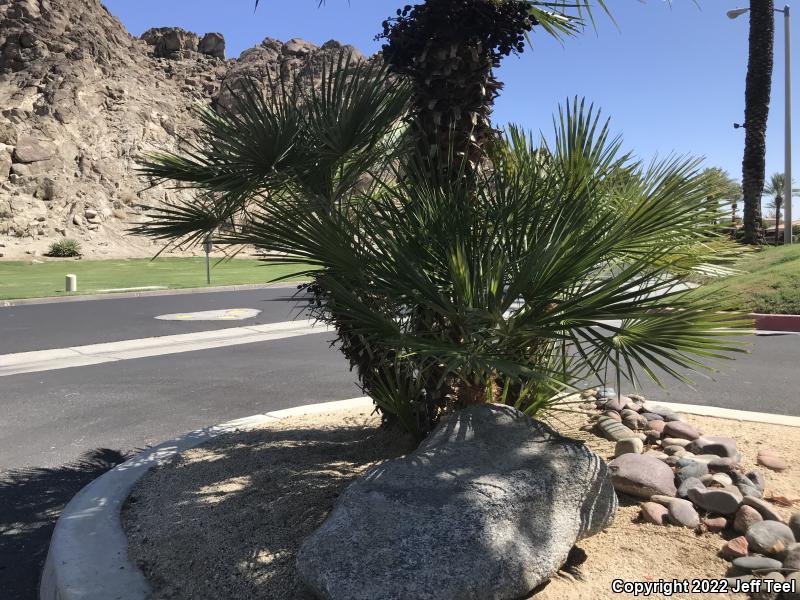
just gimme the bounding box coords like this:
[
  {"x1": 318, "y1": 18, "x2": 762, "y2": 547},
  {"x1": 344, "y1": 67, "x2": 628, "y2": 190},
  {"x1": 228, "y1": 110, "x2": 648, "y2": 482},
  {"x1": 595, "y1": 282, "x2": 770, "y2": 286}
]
[{"x1": 123, "y1": 407, "x2": 800, "y2": 600}]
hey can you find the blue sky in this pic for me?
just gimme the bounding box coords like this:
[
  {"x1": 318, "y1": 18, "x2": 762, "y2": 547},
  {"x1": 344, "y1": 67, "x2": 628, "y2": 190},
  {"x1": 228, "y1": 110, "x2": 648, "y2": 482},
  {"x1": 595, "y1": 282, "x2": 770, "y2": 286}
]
[{"x1": 103, "y1": 0, "x2": 799, "y2": 216}]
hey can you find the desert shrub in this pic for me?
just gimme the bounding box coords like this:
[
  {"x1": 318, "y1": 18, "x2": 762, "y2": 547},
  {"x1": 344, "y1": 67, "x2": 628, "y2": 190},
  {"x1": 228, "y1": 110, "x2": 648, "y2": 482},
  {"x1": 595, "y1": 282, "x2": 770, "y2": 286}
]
[{"x1": 47, "y1": 238, "x2": 82, "y2": 257}]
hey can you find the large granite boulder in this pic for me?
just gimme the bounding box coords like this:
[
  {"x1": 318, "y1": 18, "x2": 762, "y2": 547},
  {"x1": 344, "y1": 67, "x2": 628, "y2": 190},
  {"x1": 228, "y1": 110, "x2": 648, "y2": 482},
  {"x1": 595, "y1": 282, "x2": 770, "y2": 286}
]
[
  {"x1": 141, "y1": 27, "x2": 199, "y2": 58},
  {"x1": 297, "y1": 403, "x2": 617, "y2": 600}
]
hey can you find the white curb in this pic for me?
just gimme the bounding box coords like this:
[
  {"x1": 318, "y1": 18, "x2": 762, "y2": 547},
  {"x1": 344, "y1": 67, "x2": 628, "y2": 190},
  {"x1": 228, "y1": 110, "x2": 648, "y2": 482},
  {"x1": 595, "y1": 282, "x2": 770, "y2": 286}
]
[
  {"x1": 39, "y1": 397, "x2": 372, "y2": 600},
  {"x1": 643, "y1": 399, "x2": 800, "y2": 428}
]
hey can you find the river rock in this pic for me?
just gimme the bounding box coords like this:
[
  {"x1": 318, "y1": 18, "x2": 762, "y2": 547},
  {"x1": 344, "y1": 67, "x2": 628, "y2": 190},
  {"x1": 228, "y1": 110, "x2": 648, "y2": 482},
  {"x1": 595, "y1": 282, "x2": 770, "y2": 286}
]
[
  {"x1": 643, "y1": 405, "x2": 683, "y2": 422},
  {"x1": 640, "y1": 502, "x2": 669, "y2": 525},
  {"x1": 721, "y1": 536, "x2": 749, "y2": 560},
  {"x1": 703, "y1": 473, "x2": 733, "y2": 488},
  {"x1": 758, "y1": 449, "x2": 788, "y2": 472},
  {"x1": 623, "y1": 413, "x2": 649, "y2": 431},
  {"x1": 677, "y1": 477, "x2": 705, "y2": 499},
  {"x1": 662, "y1": 421, "x2": 701, "y2": 441},
  {"x1": 790, "y1": 514, "x2": 800, "y2": 540},
  {"x1": 746, "y1": 521, "x2": 796, "y2": 555},
  {"x1": 602, "y1": 410, "x2": 621, "y2": 422},
  {"x1": 676, "y1": 460, "x2": 709, "y2": 483},
  {"x1": 662, "y1": 437, "x2": 690, "y2": 448},
  {"x1": 708, "y1": 457, "x2": 740, "y2": 473},
  {"x1": 785, "y1": 573, "x2": 800, "y2": 600},
  {"x1": 296, "y1": 404, "x2": 617, "y2": 600},
  {"x1": 743, "y1": 497, "x2": 785, "y2": 522},
  {"x1": 665, "y1": 498, "x2": 700, "y2": 528},
  {"x1": 647, "y1": 420, "x2": 666, "y2": 434},
  {"x1": 688, "y1": 487, "x2": 742, "y2": 515},
  {"x1": 703, "y1": 516, "x2": 729, "y2": 533},
  {"x1": 732, "y1": 556, "x2": 783, "y2": 573},
  {"x1": 783, "y1": 544, "x2": 800, "y2": 570},
  {"x1": 595, "y1": 416, "x2": 636, "y2": 442},
  {"x1": 608, "y1": 453, "x2": 677, "y2": 499},
  {"x1": 748, "y1": 470, "x2": 766, "y2": 493},
  {"x1": 734, "y1": 505, "x2": 764, "y2": 534},
  {"x1": 615, "y1": 438, "x2": 644, "y2": 457},
  {"x1": 686, "y1": 436, "x2": 737, "y2": 458}
]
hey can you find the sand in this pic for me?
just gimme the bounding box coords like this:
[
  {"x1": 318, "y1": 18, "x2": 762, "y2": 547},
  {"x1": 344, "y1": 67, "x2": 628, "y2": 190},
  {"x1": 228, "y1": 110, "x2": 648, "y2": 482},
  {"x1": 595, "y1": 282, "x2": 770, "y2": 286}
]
[{"x1": 123, "y1": 408, "x2": 800, "y2": 600}]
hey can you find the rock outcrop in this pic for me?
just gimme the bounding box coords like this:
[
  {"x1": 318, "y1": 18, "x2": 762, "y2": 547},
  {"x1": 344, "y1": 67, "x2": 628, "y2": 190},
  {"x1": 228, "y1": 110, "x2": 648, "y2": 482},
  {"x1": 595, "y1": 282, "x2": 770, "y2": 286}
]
[
  {"x1": 0, "y1": 0, "x2": 362, "y2": 258},
  {"x1": 297, "y1": 403, "x2": 617, "y2": 600}
]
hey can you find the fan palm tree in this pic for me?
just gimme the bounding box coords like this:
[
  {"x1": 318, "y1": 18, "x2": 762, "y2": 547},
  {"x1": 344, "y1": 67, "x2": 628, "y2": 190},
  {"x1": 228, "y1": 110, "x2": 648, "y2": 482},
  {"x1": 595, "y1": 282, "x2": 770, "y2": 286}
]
[
  {"x1": 134, "y1": 54, "x2": 746, "y2": 438},
  {"x1": 763, "y1": 172, "x2": 799, "y2": 244},
  {"x1": 741, "y1": 0, "x2": 775, "y2": 245},
  {"x1": 700, "y1": 167, "x2": 741, "y2": 233}
]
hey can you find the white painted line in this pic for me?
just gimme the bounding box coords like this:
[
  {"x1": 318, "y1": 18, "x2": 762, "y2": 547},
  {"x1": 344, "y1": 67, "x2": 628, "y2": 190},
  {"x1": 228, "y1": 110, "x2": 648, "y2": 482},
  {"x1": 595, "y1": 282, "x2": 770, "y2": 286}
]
[
  {"x1": 643, "y1": 400, "x2": 800, "y2": 427},
  {"x1": 0, "y1": 319, "x2": 332, "y2": 377},
  {"x1": 96, "y1": 286, "x2": 167, "y2": 293}
]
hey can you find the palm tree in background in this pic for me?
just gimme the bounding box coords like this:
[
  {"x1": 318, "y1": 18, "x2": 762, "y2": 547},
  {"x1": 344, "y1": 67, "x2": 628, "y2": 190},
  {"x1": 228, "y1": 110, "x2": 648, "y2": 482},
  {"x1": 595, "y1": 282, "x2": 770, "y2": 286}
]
[
  {"x1": 701, "y1": 167, "x2": 741, "y2": 230},
  {"x1": 764, "y1": 172, "x2": 799, "y2": 244},
  {"x1": 740, "y1": 0, "x2": 775, "y2": 245}
]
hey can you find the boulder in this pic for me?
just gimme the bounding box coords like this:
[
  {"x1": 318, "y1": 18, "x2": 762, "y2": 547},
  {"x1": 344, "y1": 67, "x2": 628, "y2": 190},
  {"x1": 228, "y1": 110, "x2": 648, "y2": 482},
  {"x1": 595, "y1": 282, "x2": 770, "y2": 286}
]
[
  {"x1": 13, "y1": 135, "x2": 54, "y2": 163},
  {"x1": 296, "y1": 404, "x2": 617, "y2": 600},
  {"x1": 607, "y1": 453, "x2": 677, "y2": 499},
  {"x1": 199, "y1": 32, "x2": 225, "y2": 59},
  {"x1": 141, "y1": 27, "x2": 199, "y2": 58}
]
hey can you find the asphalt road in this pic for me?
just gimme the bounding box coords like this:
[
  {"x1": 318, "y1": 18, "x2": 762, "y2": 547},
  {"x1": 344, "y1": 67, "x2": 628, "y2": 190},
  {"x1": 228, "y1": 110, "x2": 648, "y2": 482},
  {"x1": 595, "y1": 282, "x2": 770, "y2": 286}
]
[
  {"x1": 0, "y1": 285, "x2": 312, "y2": 354},
  {"x1": 1, "y1": 288, "x2": 799, "y2": 599}
]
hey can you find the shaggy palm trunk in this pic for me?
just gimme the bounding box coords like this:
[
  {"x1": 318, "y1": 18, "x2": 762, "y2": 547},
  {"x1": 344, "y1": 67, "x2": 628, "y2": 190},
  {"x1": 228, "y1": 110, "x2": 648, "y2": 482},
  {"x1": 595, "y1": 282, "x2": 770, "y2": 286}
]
[
  {"x1": 775, "y1": 196, "x2": 783, "y2": 244},
  {"x1": 741, "y1": 1, "x2": 774, "y2": 245}
]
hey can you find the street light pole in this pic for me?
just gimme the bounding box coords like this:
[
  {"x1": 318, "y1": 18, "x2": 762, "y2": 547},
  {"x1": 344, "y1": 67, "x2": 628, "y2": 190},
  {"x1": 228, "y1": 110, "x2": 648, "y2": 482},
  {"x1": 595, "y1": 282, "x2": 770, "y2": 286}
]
[
  {"x1": 728, "y1": 5, "x2": 793, "y2": 244},
  {"x1": 784, "y1": 5, "x2": 793, "y2": 244}
]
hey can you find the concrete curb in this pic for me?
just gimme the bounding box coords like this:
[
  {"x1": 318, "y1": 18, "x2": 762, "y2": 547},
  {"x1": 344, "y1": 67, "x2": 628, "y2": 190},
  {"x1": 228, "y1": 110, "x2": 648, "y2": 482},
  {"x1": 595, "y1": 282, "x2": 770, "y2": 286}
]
[
  {"x1": 2, "y1": 281, "x2": 307, "y2": 307},
  {"x1": 39, "y1": 396, "x2": 372, "y2": 600},
  {"x1": 643, "y1": 399, "x2": 800, "y2": 428},
  {"x1": 751, "y1": 313, "x2": 800, "y2": 333}
]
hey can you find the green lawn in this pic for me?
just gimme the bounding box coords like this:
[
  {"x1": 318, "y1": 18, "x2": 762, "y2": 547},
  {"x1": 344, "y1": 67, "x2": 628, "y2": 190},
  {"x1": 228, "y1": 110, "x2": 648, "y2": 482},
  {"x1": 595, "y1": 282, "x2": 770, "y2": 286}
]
[
  {"x1": 0, "y1": 258, "x2": 314, "y2": 300},
  {"x1": 693, "y1": 245, "x2": 800, "y2": 315}
]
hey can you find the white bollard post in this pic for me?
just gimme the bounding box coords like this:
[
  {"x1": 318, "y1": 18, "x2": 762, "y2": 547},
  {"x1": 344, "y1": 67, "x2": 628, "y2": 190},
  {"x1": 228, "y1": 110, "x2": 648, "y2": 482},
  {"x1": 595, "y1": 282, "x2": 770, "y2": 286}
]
[{"x1": 65, "y1": 274, "x2": 77, "y2": 293}]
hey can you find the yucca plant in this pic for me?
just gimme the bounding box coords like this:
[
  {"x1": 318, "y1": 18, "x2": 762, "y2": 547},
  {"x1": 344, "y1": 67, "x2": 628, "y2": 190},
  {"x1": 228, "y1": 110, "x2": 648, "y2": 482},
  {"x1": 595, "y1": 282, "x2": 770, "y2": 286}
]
[{"x1": 135, "y1": 52, "x2": 746, "y2": 438}]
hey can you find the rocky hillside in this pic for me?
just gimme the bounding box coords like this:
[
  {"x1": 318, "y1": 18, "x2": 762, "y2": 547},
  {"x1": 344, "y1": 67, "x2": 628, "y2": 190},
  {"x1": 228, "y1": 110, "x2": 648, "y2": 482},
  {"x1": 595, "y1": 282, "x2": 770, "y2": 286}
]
[{"x1": 0, "y1": 0, "x2": 362, "y2": 259}]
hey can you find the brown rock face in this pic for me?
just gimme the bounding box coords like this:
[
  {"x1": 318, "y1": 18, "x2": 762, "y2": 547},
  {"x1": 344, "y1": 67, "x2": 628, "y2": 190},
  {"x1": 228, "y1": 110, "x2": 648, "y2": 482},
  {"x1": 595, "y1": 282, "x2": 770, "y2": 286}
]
[{"x1": 0, "y1": 0, "x2": 362, "y2": 258}]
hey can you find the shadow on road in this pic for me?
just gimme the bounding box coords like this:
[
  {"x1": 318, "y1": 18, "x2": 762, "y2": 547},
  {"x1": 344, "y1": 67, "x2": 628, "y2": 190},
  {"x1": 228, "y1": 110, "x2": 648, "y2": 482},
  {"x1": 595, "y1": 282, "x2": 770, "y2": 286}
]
[{"x1": 0, "y1": 448, "x2": 131, "y2": 600}]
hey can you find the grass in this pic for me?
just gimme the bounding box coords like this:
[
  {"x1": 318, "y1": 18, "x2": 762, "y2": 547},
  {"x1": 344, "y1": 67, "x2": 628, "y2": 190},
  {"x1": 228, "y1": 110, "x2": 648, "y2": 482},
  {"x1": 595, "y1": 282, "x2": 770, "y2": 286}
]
[
  {"x1": 0, "y1": 258, "x2": 314, "y2": 300},
  {"x1": 692, "y1": 245, "x2": 800, "y2": 315}
]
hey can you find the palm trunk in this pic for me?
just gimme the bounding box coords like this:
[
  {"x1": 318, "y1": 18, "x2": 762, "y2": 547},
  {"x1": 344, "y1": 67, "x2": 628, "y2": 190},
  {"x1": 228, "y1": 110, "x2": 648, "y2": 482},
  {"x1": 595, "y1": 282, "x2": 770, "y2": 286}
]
[
  {"x1": 741, "y1": 0, "x2": 775, "y2": 245},
  {"x1": 775, "y1": 197, "x2": 782, "y2": 245}
]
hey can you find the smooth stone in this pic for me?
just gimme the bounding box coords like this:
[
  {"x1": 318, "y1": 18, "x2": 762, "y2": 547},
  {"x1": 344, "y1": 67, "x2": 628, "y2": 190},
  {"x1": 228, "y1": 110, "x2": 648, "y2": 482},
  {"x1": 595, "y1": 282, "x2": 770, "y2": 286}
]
[
  {"x1": 784, "y1": 544, "x2": 800, "y2": 570},
  {"x1": 703, "y1": 516, "x2": 729, "y2": 533},
  {"x1": 602, "y1": 410, "x2": 621, "y2": 422},
  {"x1": 647, "y1": 420, "x2": 665, "y2": 434},
  {"x1": 620, "y1": 399, "x2": 642, "y2": 412},
  {"x1": 620, "y1": 409, "x2": 639, "y2": 419},
  {"x1": 295, "y1": 404, "x2": 618, "y2": 600},
  {"x1": 595, "y1": 416, "x2": 636, "y2": 442},
  {"x1": 677, "y1": 477, "x2": 705, "y2": 500},
  {"x1": 663, "y1": 445, "x2": 686, "y2": 456},
  {"x1": 734, "y1": 505, "x2": 764, "y2": 534},
  {"x1": 732, "y1": 556, "x2": 783, "y2": 573},
  {"x1": 597, "y1": 397, "x2": 625, "y2": 412},
  {"x1": 725, "y1": 575, "x2": 754, "y2": 589},
  {"x1": 643, "y1": 405, "x2": 683, "y2": 422},
  {"x1": 643, "y1": 430, "x2": 662, "y2": 444},
  {"x1": 607, "y1": 453, "x2": 677, "y2": 499},
  {"x1": 646, "y1": 451, "x2": 669, "y2": 461},
  {"x1": 622, "y1": 413, "x2": 649, "y2": 431},
  {"x1": 641, "y1": 412, "x2": 663, "y2": 422},
  {"x1": 614, "y1": 438, "x2": 644, "y2": 457},
  {"x1": 737, "y1": 482, "x2": 763, "y2": 499},
  {"x1": 687, "y1": 454, "x2": 730, "y2": 465},
  {"x1": 758, "y1": 449, "x2": 788, "y2": 472},
  {"x1": 628, "y1": 394, "x2": 646, "y2": 402},
  {"x1": 721, "y1": 536, "x2": 749, "y2": 560},
  {"x1": 688, "y1": 487, "x2": 742, "y2": 515},
  {"x1": 790, "y1": 514, "x2": 800, "y2": 540},
  {"x1": 743, "y1": 497, "x2": 786, "y2": 522},
  {"x1": 746, "y1": 521, "x2": 796, "y2": 555},
  {"x1": 708, "y1": 457, "x2": 740, "y2": 473},
  {"x1": 675, "y1": 461, "x2": 709, "y2": 483},
  {"x1": 662, "y1": 421, "x2": 702, "y2": 441},
  {"x1": 707, "y1": 473, "x2": 733, "y2": 487},
  {"x1": 597, "y1": 386, "x2": 616, "y2": 398},
  {"x1": 665, "y1": 498, "x2": 700, "y2": 528},
  {"x1": 662, "y1": 438, "x2": 690, "y2": 448},
  {"x1": 640, "y1": 501, "x2": 669, "y2": 525},
  {"x1": 686, "y1": 435, "x2": 737, "y2": 458},
  {"x1": 748, "y1": 470, "x2": 766, "y2": 493}
]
